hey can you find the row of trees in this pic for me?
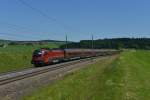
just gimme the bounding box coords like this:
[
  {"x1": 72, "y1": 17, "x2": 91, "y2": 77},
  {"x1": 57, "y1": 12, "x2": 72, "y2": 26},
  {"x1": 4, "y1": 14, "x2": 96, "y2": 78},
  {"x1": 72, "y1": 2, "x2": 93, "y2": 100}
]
[{"x1": 60, "y1": 38, "x2": 150, "y2": 49}]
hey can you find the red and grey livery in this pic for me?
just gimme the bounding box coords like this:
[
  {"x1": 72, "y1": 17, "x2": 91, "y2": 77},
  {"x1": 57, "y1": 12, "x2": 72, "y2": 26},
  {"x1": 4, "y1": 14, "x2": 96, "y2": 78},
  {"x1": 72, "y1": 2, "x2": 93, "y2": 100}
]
[{"x1": 31, "y1": 48, "x2": 118, "y2": 67}]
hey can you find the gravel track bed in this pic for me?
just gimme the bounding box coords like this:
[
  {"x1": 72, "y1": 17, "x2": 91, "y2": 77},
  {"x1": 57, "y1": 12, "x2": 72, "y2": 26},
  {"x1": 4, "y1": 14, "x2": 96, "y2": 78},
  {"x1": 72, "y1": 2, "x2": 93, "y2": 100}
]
[{"x1": 0, "y1": 56, "x2": 115, "y2": 100}]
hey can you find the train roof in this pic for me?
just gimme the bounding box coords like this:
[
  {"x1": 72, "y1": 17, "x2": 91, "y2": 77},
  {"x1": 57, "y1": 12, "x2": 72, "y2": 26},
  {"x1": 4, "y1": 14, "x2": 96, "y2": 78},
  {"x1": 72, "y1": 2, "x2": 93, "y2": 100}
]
[
  {"x1": 64, "y1": 49, "x2": 117, "y2": 52},
  {"x1": 35, "y1": 48, "x2": 117, "y2": 52}
]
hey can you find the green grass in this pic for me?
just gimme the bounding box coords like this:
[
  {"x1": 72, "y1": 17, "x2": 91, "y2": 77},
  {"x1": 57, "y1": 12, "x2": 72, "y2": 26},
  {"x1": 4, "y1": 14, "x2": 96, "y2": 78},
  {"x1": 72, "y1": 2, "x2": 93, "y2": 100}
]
[
  {"x1": 23, "y1": 50, "x2": 150, "y2": 100},
  {"x1": 0, "y1": 43, "x2": 59, "y2": 73}
]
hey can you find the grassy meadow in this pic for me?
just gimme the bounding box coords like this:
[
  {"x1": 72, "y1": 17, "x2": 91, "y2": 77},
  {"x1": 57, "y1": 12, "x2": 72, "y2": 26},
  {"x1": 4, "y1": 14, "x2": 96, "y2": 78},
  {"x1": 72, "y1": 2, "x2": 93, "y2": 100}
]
[
  {"x1": 0, "y1": 43, "x2": 60, "y2": 73},
  {"x1": 23, "y1": 50, "x2": 150, "y2": 100}
]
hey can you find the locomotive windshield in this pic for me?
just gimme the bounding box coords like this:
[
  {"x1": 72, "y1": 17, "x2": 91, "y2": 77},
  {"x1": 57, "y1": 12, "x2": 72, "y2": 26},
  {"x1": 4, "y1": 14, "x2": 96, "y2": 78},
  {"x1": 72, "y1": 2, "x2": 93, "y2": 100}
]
[{"x1": 33, "y1": 50, "x2": 42, "y2": 57}]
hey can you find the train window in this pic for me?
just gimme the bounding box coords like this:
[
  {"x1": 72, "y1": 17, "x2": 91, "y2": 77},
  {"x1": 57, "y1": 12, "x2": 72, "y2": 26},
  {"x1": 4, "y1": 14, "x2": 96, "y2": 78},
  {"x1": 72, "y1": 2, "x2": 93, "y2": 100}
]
[
  {"x1": 33, "y1": 54, "x2": 42, "y2": 57},
  {"x1": 33, "y1": 50, "x2": 42, "y2": 57}
]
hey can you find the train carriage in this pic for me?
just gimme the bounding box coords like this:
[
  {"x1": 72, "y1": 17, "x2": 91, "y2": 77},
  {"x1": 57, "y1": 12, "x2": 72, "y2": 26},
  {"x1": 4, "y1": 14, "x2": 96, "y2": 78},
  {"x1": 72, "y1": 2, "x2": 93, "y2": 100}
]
[{"x1": 31, "y1": 48, "x2": 119, "y2": 67}]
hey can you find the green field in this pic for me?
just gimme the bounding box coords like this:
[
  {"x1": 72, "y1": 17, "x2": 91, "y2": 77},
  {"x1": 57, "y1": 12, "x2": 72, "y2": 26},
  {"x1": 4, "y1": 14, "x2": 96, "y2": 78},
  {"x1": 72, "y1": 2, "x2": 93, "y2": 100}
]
[
  {"x1": 0, "y1": 43, "x2": 60, "y2": 73},
  {"x1": 23, "y1": 50, "x2": 150, "y2": 100}
]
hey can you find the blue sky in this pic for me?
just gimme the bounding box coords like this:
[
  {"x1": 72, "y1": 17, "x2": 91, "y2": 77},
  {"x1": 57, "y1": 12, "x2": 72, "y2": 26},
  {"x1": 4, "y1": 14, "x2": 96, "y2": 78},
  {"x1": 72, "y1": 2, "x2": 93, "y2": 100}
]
[{"x1": 0, "y1": 0, "x2": 150, "y2": 41}]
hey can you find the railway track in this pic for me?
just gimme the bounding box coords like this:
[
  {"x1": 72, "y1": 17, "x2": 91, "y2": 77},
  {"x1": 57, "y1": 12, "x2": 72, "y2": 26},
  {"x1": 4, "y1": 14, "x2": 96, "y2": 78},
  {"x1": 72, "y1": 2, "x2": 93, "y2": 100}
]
[
  {"x1": 0, "y1": 56, "x2": 102, "y2": 86},
  {"x1": 0, "y1": 52, "x2": 120, "y2": 86}
]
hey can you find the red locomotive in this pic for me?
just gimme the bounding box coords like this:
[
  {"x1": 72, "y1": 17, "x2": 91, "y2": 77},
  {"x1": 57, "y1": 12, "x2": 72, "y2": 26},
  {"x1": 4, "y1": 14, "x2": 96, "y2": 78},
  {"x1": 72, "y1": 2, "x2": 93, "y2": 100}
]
[{"x1": 31, "y1": 48, "x2": 117, "y2": 67}]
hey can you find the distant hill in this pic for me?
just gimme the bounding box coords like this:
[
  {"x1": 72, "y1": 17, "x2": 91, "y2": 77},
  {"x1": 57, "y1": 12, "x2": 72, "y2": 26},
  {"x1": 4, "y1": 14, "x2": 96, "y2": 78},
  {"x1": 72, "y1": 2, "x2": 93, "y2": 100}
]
[
  {"x1": 2, "y1": 38, "x2": 150, "y2": 50},
  {"x1": 0, "y1": 39, "x2": 73, "y2": 46},
  {"x1": 60, "y1": 38, "x2": 150, "y2": 50},
  {"x1": 0, "y1": 39, "x2": 11, "y2": 43}
]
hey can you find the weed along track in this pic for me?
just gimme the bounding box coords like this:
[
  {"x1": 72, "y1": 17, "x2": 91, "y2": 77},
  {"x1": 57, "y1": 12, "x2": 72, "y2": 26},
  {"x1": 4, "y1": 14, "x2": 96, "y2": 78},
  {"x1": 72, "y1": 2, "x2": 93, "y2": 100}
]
[{"x1": 0, "y1": 54, "x2": 119, "y2": 100}]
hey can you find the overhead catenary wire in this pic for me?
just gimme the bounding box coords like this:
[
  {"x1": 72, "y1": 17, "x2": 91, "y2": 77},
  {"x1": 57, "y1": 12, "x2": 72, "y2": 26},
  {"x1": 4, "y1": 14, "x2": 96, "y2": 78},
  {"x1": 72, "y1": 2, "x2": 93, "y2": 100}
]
[
  {"x1": 0, "y1": 0, "x2": 72, "y2": 40},
  {"x1": 0, "y1": 21, "x2": 52, "y2": 40},
  {"x1": 0, "y1": 32, "x2": 39, "y2": 39},
  {"x1": 0, "y1": 26, "x2": 43, "y2": 40},
  {"x1": 0, "y1": 21, "x2": 33, "y2": 32},
  {"x1": 65, "y1": 34, "x2": 68, "y2": 49},
  {"x1": 17, "y1": 0, "x2": 71, "y2": 32}
]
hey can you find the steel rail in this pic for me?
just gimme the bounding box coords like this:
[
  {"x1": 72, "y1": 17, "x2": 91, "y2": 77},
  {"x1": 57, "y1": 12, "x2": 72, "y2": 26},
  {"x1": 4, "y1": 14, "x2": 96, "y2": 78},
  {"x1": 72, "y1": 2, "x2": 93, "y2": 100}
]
[{"x1": 0, "y1": 57, "x2": 97, "y2": 85}]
